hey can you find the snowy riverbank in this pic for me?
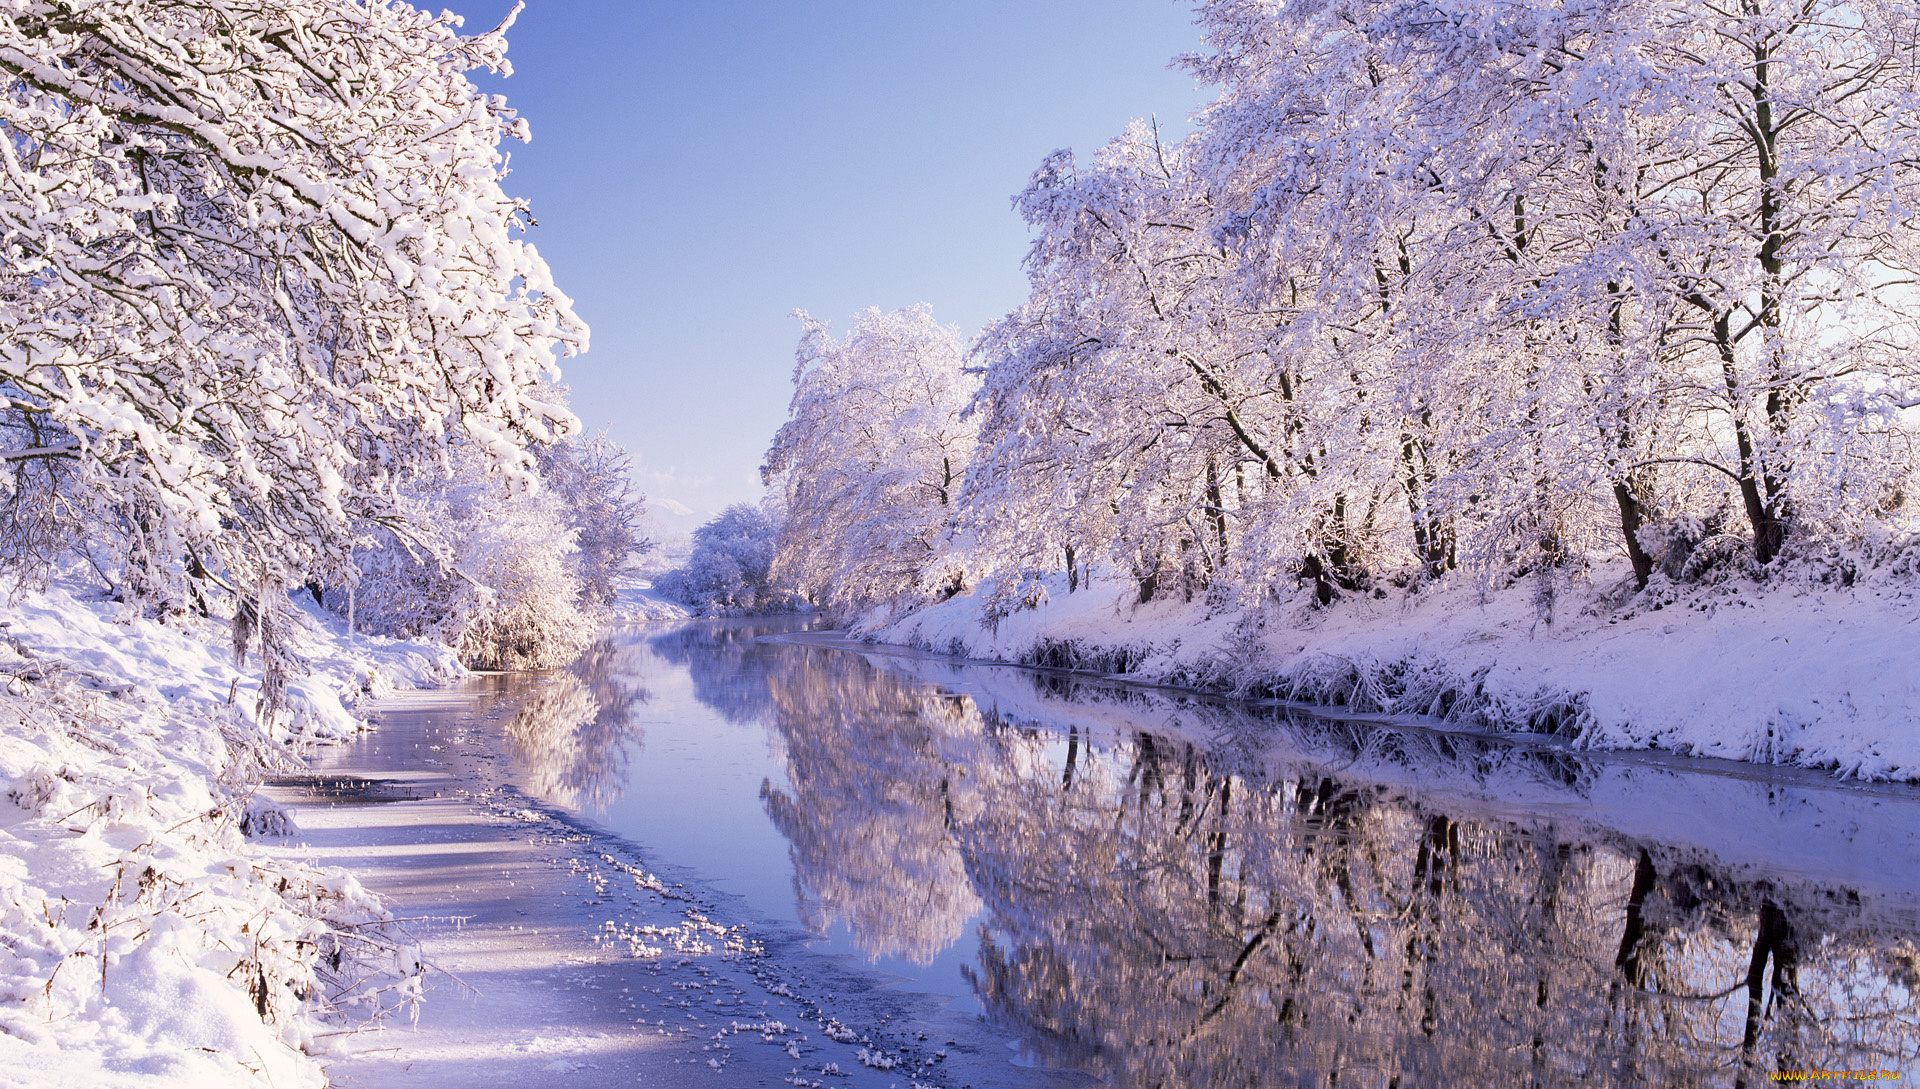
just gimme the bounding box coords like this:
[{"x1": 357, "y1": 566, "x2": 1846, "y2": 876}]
[
  {"x1": 264, "y1": 672, "x2": 1072, "y2": 1089},
  {"x1": 0, "y1": 578, "x2": 462, "y2": 1088},
  {"x1": 867, "y1": 557, "x2": 1920, "y2": 782}
]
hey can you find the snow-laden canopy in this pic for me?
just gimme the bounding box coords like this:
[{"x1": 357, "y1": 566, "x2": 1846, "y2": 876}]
[
  {"x1": 767, "y1": 0, "x2": 1920, "y2": 618},
  {"x1": 0, "y1": 0, "x2": 586, "y2": 636}
]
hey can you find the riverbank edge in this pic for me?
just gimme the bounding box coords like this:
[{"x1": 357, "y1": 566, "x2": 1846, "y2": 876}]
[
  {"x1": 268, "y1": 678, "x2": 1083, "y2": 1089},
  {"x1": 0, "y1": 578, "x2": 466, "y2": 1089},
  {"x1": 856, "y1": 556, "x2": 1920, "y2": 782}
]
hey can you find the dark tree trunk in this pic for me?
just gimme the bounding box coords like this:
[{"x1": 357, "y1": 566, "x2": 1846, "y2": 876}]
[
  {"x1": 1205, "y1": 458, "x2": 1229, "y2": 577},
  {"x1": 1402, "y1": 432, "x2": 1455, "y2": 580},
  {"x1": 1613, "y1": 850, "x2": 1658, "y2": 986},
  {"x1": 1735, "y1": 901, "x2": 1797, "y2": 1089},
  {"x1": 1601, "y1": 283, "x2": 1657, "y2": 590},
  {"x1": 1299, "y1": 554, "x2": 1335, "y2": 607},
  {"x1": 1709, "y1": 312, "x2": 1788, "y2": 563},
  {"x1": 1613, "y1": 481, "x2": 1655, "y2": 589}
]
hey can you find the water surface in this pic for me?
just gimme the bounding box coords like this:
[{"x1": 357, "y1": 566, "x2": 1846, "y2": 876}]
[{"x1": 498, "y1": 617, "x2": 1920, "y2": 1086}]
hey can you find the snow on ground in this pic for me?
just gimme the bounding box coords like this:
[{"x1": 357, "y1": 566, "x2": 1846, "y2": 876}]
[
  {"x1": 869, "y1": 557, "x2": 1920, "y2": 781},
  {"x1": 605, "y1": 585, "x2": 691, "y2": 622},
  {"x1": 269, "y1": 682, "x2": 1085, "y2": 1089},
  {"x1": 0, "y1": 576, "x2": 462, "y2": 1088}
]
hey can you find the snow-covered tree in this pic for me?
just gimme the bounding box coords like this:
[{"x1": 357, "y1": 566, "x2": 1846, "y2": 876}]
[
  {"x1": 1586, "y1": 0, "x2": 1920, "y2": 563},
  {"x1": 967, "y1": 123, "x2": 1379, "y2": 610},
  {"x1": 944, "y1": 0, "x2": 1920, "y2": 616},
  {"x1": 1183, "y1": 0, "x2": 1920, "y2": 579},
  {"x1": 0, "y1": 0, "x2": 584, "y2": 696},
  {"x1": 654, "y1": 502, "x2": 789, "y2": 615},
  {"x1": 763, "y1": 305, "x2": 977, "y2": 615},
  {"x1": 341, "y1": 418, "x2": 650, "y2": 671},
  {"x1": 350, "y1": 443, "x2": 589, "y2": 670},
  {"x1": 536, "y1": 430, "x2": 653, "y2": 606}
]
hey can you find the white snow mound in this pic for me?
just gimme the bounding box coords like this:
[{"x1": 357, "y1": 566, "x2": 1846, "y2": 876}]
[{"x1": 0, "y1": 577, "x2": 462, "y2": 1087}]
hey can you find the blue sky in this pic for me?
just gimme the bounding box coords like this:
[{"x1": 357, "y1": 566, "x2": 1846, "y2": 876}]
[{"x1": 461, "y1": 1, "x2": 1211, "y2": 539}]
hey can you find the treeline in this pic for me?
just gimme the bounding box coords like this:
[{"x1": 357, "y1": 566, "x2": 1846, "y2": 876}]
[
  {"x1": 0, "y1": 1, "x2": 647, "y2": 701},
  {"x1": 764, "y1": 0, "x2": 1920, "y2": 620}
]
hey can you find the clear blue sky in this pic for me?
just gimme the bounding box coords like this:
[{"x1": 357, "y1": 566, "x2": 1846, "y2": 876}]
[{"x1": 460, "y1": 1, "x2": 1211, "y2": 538}]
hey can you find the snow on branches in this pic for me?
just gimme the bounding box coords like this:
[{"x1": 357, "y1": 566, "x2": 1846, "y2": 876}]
[
  {"x1": 654, "y1": 502, "x2": 788, "y2": 616},
  {"x1": 1164, "y1": 0, "x2": 1920, "y2": 588},
  {"x1": 763, "y1": 306, "x2": 977, "y2": 617},
  {"x1": 770, "y1": 0, "x2": 1920, "y2": 619},
  {"x1": 0, "y1": 0, "x2": 586, "y2": 684},
  {"x1": 349, "y1": 440, "x2": 591, "y2": 671}
]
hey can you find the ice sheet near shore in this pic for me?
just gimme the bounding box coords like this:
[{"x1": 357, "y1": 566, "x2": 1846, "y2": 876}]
[
  {"x1": 0, "y1": 576, "x2": 461, "y2": 1088},
  {"x1": 869, "y1": 556, "x2": 1920, "y2": 782}
]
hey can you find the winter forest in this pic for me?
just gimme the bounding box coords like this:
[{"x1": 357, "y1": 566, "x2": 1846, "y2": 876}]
[
  {"x1": 652, "y1": 0, "x2": 1920, "y2": 786},
  {"x1": 753, "y1": 0, "x2": 1920, "y2": 628}
]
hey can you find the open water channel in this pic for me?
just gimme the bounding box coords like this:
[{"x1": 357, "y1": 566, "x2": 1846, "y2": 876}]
[{"x1": 381, "y1": 617, "x2": 1920, "y2": 1086}]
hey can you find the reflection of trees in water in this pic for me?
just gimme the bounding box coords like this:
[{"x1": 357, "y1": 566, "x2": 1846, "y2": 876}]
[
  {"x1": 748, "y1": 647, "x2": 1920, "y2": 1086},
  {"x1": 963, "y1": 724, "x2": 1918, "y2": 1086},
  {"x1": 500, "y1": 637, "x2": 650, "y2": 811},
  {"x1": 648, "y1": 618, "x2": 823, "y2": 726},
  {"x1": 760, "y1": 647, "x2": 983, "y2": 965}
]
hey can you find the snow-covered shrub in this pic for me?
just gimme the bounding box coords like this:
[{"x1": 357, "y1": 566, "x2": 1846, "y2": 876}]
[
  {"x1": 1679, "y1": 535, "x2": 1761, "y2": 585},
  {"x1": 351, "y1": 445, "x2": 591, "y2": 671},
  {"x1": 240, "y1": 795, "x2": 300, "y2": 839},
  {"x1": 655, "y1": 503, "x2": 795, "y2": 615}
]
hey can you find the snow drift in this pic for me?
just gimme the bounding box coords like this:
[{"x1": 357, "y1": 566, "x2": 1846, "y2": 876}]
[{"x1": 0, "y1": 581, "x2": 461, "y2": 1088}]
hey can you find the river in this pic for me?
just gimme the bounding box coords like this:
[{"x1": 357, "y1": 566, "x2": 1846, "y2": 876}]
[{"x1": 314, "y1": 616, "x2": 1920, "y2": 1086}]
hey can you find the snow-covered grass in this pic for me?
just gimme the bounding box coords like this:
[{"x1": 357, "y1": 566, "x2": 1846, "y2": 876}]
[
  {"x1": 607, "y1": 585, "x2": 693, "y2": 622},
  {"x1": 0, "y1": 576, "x2": 463, "y2": 1088},
  {"x1": 869, "y1": 557, "x2": 1920, "y2": 781}
]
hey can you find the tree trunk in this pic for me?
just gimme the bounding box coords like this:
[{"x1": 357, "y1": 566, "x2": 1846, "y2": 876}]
[
  {"x1": 1735, "y1": 901, "x2": 1797, "y2": 1089},
  {"x1": 1402, "y1": 431, "x2": 1454, "y2": 580},
  {"x1": 1205, "y1": 459, "x2": 1229, "y2": 579},
  {"x1": 1612, "y1": 481, "x2": 1655, "y2": 588},
  {"x1": 1710, "y1": 312, "x2": 1788, "y2": 563}
]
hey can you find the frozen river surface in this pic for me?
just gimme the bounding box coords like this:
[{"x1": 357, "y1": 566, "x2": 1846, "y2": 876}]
[{"x1": 303, "y1": 618, "x2": 1920, "y2": 1086}]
